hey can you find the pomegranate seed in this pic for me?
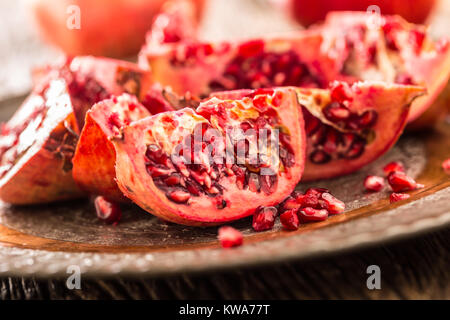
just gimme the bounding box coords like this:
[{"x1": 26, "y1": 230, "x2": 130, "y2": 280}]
[
  {"x1": 302, "y1": 188, "x2": 328, "y2": 208},
  {"x1": 383, "y1": 161, "x2": 405, "y2": 176},
  {"x1": 107, "y1": 112, "x2": 122, "y2": 129},
  {"x1": 409, "y1": 30, "x2": 425, "y2": 53},
  {"x1": 149, "y1": 166, "x2": 171, "y2": 178},
  {"x1": 252, "y1": 95, "x2": 269, "y2": 111},
  {"x1": 324, "y1": 102, "x2": 350, "y2": 122},
  {"x1": 364, "y1": 175, "x2": 385, "y2": 192},
  {"x1": 94, "y1": 196, "x2": 122, "y2": 224},
  {"x1": 436, "y1": 38, "x2": 449, "y2": 54},
  {"x1": 281, "y1": 196, "x2": 301, "y2": 211},
  {"x1": 238, "y1": 40, "x2": 264, "y2": 58},
  {"x1": 320, "y1": 192, "x2": 345, "y2": 215},
  {"x1": 218, "y1": 226, "x2": 243, "y2": 248},
  {"x1": 442, "y1": 158, "x2": 450, "y2": 173},
  {"x1": 390, "y1": 193, "x2": 410, "y2": 203},
  {"x1": 387, "y1": 172, "x2": 420, "y2": 192},
  {"x1": 164, "y1": 173, "x2": 181, "y2": 186},
  {"x1": 252, "y1": 206, "x2": 277, "y2": 231},
  {"x1": 298, "y1": 207, "x2": 328, "y2": 222},
  {"x1": 280, "y1": 209, "x2": 300, "y2": 230},
  {"x1": 167, "y1": 190, "x2": 191, "y2": 203},
  {"x1": 271, "y1": 91, "x2": 283, "y2": 107},
  {"x1": 330, "y1": 81, "x2": 353, "y2": 102},
  {"x1": 395, "y1": 73, "x2": 414, "y2": 85}
]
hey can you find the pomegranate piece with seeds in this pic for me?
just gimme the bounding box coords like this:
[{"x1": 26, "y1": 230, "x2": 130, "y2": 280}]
[
  {"x1": 218, "y1": 226, "x2": 243, "y2": 248},
  {"x1": 67, "y1": 56, "x2": 153, "y2": 129},
  {"x1": 280, "y1": 209, "x2": 300, "y2": 230},
  {"x1": 111, "y1": 87, "x2": 306, "y2": 226},
  {"x1": 320, "y1": 12, "x2": 450, "y2": 128},
  {"x1": 390, "y1": 193, "x2": 411, "y2": 203},
  {"x1": 141, "y1": 9, "x2": 446, "y2": 129},
  {"x1": 252, "y1": 206, "x2": 277, "y2": 232},
  {"x1": 0, "y1": 78, "x2": 84, "y2": 204},
  {"x1": 383, "y1": 161, "x2": 405, "y2": 176},
  {"x1": 364, "y1": 175, "x2": 385, "y2": 192},
  {"x1": 139, "y1": 6, "x2": 324, "y2": 97},
  {"x1": 212, "y1": 82, "x2": 423, "y2": 181},
  {"x1": 0, "y1": 57, "x2": 152, "y2": 205},
  {"x1": 387, "y1": 172, "x2": 423, "y2": 192},
  {"x1": 72, "y1": 94, "x2": 151, "y2": 202},
  {"x1": 94, "y1": 196, "x2": 122, "y2": 224},
  {"x1": 296, "y1": 82, "x2": 424, "y2": 181}
]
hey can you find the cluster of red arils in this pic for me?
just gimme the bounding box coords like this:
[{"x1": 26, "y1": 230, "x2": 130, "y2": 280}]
[{"x1": 364, "y1": 161, "x2": 424, "y2": 203}]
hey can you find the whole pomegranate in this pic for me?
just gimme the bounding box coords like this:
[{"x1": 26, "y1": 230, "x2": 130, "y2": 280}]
[
  {"x1": 29, "y1": 0, "x2": 204, "y2": 57},
  {"x1": 289, "y1": 0, "x2": 437, "y2": 26}
]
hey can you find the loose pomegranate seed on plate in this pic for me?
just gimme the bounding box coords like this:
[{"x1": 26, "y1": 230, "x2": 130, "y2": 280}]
[
  {"x1": 387, "y1": 172, "x2": 423, "y2": 192},
  {"x1": 94, "y1": 196, "x2": 122, "y2": 224},
  {"x1": 364, "y1": 175, "x2": 385, "y2": 192},
  {"x1": 218, "y1": 226, "x2": 243, "y2": 248},
  {"x1": 443, "y1": 158, "x2": 450, "y2": 173},
  {"x1": 298, "y1": 207, "x2": 328, "y2": 222},
  {"x1": 390, "y1": 193, "x2": 411, "y2": 203},
  {"x1": 383, "y1": 161, "x2": 405, "y2": 176},
  {"x1": 280, "y1": 209, "x2": 300, "y2": 230},
  {"x1": 252, "y1": 206, "x2": 277, "y2": 231},
  {"x1": 330, "y1": 81, "x2": 353, "y2": 102},
  {"x1": 319, "y1": 192, "x2": 345, "y2": 214}
]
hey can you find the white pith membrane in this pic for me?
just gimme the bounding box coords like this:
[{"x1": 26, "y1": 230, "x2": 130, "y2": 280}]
[{"x1": 112, "y1": 88, "x2": 305, "y2": 225}]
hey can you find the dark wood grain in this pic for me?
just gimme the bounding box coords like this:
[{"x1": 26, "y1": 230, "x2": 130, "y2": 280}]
[{"x1": 1, "y1": 227, "x2": 449, "y2": 300}]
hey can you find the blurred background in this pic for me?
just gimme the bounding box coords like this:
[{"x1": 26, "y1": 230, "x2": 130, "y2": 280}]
[{"x1": 1, "y1": 0, "x2": 449, "y2": 102}]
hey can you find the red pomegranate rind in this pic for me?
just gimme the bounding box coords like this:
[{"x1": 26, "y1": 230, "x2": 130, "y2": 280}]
[
  {"x1": 320, "y1": 12, "x2": 450, "y2": 126},
  {"x1": 297, "y1": 81, "x2": 424, "y2": 181},
  {"x1": 280, "y1": 209, "x2": 300, "y2": 230},
  {"x1": 112, "y1": 88, "x2": 305, "y2": 226},
  {"x1": 390, "y1": 192, "x2": 410, "y2": 203},
  {"x1": 364, "y1": 175, "x2": 385, "y2": 192},
  {"x1": 94, "y1": 196, "x2": 122, "y2": 224},
  {"x1": 218, "y1": 226, "x2": 243, "y2": 248},
  {"x1": 0, "y1": 79, "x2": 84, "y2": 204},
  {"x1": 72, "y1": 94, "x2": 151, "y2": 202},
  {"x1": 69, "y1": 56, "x2": 153, "y2": 129}
]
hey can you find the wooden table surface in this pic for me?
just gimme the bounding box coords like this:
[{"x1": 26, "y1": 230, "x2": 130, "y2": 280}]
[
  {"x1": 1, "y1": 227, "x2": 449, "y2": 299},
  {"x1": 0, "y1": 0, "x2": 449, "y2": 300}
]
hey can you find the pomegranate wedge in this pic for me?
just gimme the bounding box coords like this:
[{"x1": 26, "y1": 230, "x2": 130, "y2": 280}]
[
  {"x1": 0, "y1": 79, "x2": 83, "y2": 204},
  {"x1": 212, "y1": 82, "x2": 425, "y2": 181},
  {"x1": 319, "y1": 12, "x2": 450, "y2": 127},
  {"x1": 297, "y1": 81, "x2": 425, "y2": 180},
  {"x1": 140, "y1": 9, "x2": 448, "y2": 128},
  {"x1": 112, "y1": 87, "x2": 305, "y2": 226},
  {"x1": 72, "y1": 94, "x2": 151, "y2": 202}
]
